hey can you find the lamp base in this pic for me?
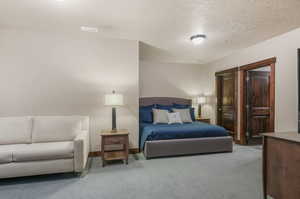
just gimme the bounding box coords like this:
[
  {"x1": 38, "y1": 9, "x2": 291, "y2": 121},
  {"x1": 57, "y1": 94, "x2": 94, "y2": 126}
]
[
  {"x1": 198, "y1": 104, "x2": 202, "y2": 118},
  {"x1": 111, "y1": 129, "x2": 118, "y2": 133},
  {"x1": 112, "y1": 107, "x2": 117, "y2": 131}
]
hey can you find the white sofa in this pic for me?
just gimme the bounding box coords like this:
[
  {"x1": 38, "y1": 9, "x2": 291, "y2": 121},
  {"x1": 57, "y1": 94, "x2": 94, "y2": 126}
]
[{"x1": 0, "y1": 116, "x2": 90, "y2": 179}]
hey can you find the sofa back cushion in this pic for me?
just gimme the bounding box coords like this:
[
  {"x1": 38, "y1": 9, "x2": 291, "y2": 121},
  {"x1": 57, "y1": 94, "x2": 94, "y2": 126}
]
[
  {"x1": 0, "y1": 117, "x2": 32, "y2": 145},
  {"x1": 32, "y1": 116, "x2": 82, "y2": 143}
]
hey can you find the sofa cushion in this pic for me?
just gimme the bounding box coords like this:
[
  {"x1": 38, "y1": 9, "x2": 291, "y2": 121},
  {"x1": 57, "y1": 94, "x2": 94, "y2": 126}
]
[
  {"x1": 0, "y1": 145, "x2": 15, "y2": 164},
  {"x1": 13, "y1": 142, "x2": 74, "y2": 162},
  {"x1": 32, "y1": 116, "x2": 82, "y2": 143},
  {"x1": 0, "y1": 117, "x2": 32, "y2": 145}
]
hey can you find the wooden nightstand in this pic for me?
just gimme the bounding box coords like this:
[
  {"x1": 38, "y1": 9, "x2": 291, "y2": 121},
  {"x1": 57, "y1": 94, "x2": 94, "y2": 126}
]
[
  {"x1": 196, "y1": 118, "x2": 211, "y2": 124},
  {"x1": 100, "y1": 129, "x2": 129, "y2": 167}
]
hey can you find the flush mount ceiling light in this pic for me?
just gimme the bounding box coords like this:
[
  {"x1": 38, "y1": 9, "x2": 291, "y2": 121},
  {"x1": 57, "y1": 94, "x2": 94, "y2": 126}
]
[
  {"x1": 80, "y1": 26, "x2": 99, "y2": 33},
  {"x1": 190, "y1": 34, "x2": 206, "y2": 45}
]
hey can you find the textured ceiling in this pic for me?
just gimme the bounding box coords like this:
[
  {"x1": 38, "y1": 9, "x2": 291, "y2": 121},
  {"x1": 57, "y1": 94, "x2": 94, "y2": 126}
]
[{"x1": 1, "y1": 0, "x2": 300, "y2": 64}]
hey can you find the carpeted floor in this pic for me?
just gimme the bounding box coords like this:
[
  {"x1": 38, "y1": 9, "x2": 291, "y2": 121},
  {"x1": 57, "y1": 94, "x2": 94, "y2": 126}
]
[{"x1": 0, "y1": 145, "x2": 263, "y2": 199}]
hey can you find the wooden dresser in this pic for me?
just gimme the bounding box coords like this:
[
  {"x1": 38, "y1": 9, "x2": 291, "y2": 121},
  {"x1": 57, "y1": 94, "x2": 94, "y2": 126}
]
[{"x1": 263, "y1": 132, "x2": 300, "y2": 199}]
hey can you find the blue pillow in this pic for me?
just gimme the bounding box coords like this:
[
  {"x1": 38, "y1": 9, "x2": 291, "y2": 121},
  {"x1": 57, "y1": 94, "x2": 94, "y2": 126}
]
[
  {"x1": 173, "y1": 103, "x2": 191, "y2": 109},
  {"x1": 156, "y1": 104, "x2": 173, "y2": 112},
  {"x1": 139, "y1": 105, "x2": 155, "y2": 123}
]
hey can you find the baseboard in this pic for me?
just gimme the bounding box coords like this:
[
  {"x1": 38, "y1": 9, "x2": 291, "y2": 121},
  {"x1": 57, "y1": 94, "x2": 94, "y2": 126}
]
[
  {"x1": 129, "y1": 148, "x2": 140, "y2": 154},
  {"x1": 89, "y1": 148, "x2": 140, "y2": 157},
  {"x1": 235, "y1": 140, "x2": 242, "y2": 145},
  {"x1": 89, "y1": 151, "x2": 102, "y2": 157},
  {"x1": 234, "y1": 140, "x2": 241, "y2": 144}
]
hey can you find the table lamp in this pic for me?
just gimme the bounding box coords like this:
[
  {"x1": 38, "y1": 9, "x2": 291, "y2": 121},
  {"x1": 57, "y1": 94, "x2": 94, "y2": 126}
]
[{"x1": 105, "y1": 90, "x2": 124, "y2": 131}]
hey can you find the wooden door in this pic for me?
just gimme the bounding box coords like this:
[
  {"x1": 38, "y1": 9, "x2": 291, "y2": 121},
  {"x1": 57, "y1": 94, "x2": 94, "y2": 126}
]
[
  {"x1": 246, "y1": 71, "x2": 271, "y2": 142},
  {"x1": 216, "y1": 71, "x2": 237, "y2": 136}
]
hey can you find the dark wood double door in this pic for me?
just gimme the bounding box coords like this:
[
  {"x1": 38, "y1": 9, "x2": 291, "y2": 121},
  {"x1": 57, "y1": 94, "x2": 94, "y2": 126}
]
[
  {"x1": 246, "y1": 71, "x2": 272, "y2": 143},
  {"x1": 216, "y1": 68, "x2": 273, "y2": 144}
]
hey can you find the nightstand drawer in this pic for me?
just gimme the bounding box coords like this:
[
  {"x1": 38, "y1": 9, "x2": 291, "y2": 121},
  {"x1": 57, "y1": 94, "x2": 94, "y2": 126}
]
[{"x1": 103, "y1": 136, "x2": 127, "y2": 145}]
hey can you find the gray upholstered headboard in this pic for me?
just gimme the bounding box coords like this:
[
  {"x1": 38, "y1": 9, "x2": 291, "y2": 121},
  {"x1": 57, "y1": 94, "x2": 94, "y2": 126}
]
[{"x1": 139, "y1": 97, "x2": 192, "y2": 106}]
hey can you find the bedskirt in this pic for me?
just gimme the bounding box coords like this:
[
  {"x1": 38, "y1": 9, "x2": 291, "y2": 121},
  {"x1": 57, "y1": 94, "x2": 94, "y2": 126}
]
[{"x1": 144, "y1": 136, "x2": 233, "y2": 159}]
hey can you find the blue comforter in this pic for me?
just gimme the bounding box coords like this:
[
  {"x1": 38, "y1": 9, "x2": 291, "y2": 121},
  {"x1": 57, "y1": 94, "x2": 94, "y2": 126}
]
[{"x1": 140, "y1": 122, "x2": 228, "y2": 149}]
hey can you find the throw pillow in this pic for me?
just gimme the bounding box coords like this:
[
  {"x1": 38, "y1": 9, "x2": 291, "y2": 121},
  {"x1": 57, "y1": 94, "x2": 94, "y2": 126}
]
[
  {"x1": 139, "y1": 105, "x2": 156, "y2": 123},
  {"x1": 153, "y1": 109, "x2": 169, "y2": 124},
  {"x1": 167, "y1": 112, "x2": 183, "y2": 124},
  {"x1": 172, "y1": 108, "x2": 193, "y2": 123},
  {"x1": 156, "y1": 104, "x2": 174, "y2": 112}
]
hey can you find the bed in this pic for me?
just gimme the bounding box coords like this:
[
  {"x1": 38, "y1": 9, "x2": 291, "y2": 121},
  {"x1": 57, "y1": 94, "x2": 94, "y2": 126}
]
[{"x1": 140, "y1": 97, "x2": 233, "y2": 159}]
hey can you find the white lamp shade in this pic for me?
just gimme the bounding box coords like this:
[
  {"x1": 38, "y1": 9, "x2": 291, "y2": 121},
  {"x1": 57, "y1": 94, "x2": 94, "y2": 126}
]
[
  {"x1": 197, "y1": 96, "x2": 206, "y2": 104},
  {"x1": 105, "y1": 93, "x2": 124, "y2": 106}
]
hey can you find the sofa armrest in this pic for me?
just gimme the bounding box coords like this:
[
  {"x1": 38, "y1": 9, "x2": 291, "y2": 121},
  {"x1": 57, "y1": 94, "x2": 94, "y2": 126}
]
[{"x1": 74, "y1": 130, "x2": 90, "y2": 172}]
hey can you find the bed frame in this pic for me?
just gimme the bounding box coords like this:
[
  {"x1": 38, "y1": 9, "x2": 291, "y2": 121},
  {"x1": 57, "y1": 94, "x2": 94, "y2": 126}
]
[{"x1": 140, "y1": 97, "x2": 233, "y2": 159}]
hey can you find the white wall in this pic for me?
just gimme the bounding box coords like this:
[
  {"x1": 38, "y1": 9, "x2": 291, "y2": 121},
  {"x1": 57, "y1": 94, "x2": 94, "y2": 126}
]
[
  {"x1": 139, "y1": 61, "x2": 211, "y2": 117},
  {"x1": 0, "y1": 28, "x2": 139, "y2": 151},
  {"x1": 2, "y1": 26, "x2": 298, "y2": 150},
  {"x1": 203, "y1": 27, "x2": 300, "y2": 133}
]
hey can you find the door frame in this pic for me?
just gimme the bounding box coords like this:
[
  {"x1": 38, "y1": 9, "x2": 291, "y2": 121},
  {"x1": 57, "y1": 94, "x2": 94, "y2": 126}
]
[
  {"x1": 215, "y1": 67, "x2": 239, "y2": 142},
  {"x1": 239, "y1": 57, "x2": 276, "y2": 144}
]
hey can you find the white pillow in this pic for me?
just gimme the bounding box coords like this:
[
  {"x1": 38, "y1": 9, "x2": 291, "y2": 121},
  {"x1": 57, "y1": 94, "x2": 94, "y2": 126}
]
[
  {"x1": 153, "y1": 109, "x2": 169, "y2": 124},
  {"x1": 172, "y1": 108, "x2": 193, "y2": 123},
  {"x1": 167, "y1": 112, "x2": 183, "y2": 124}
]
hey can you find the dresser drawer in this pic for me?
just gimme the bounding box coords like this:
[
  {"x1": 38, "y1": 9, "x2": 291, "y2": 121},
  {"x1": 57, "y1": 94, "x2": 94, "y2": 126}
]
[{"x1": 103, "y1": 135, "x2": 127, "y2": 145}]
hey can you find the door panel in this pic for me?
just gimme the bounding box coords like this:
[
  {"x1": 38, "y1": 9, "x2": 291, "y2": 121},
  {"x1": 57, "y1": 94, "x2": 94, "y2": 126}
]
[
  {"x1": 216, "y1": 72, "x2": 237, "y2": 134},
  {"x1": 223, "y1": 77, "x2": 234, "y2": 106},
  {"x1": 246, "y1": 71, "x2": 271, "y2": 141},
  {"x1": 251, "y1": 116, "x2": 269, "y2": 136}
]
